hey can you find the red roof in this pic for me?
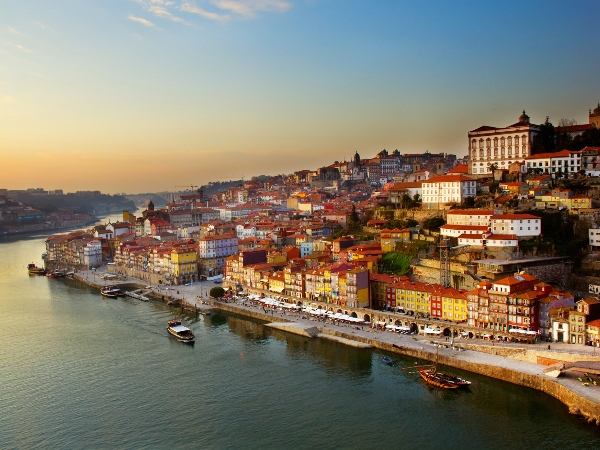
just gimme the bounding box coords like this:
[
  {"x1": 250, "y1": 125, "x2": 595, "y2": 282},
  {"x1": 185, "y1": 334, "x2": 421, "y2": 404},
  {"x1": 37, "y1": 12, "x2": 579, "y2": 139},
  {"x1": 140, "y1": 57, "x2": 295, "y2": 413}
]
[
  {"x1": 492, "y1": 214, "x2": 539, "y2": 220},
  {"x1": 447, "y1": 209, "x2": 494, "y2": 215},
  {"x1": 447, "y1": 164, "x2": 469, "y2": 174},
  {"x1": 526, "y1": 150, "x2": 575, "y2": 159},
  {"x1": 441, "y1": 224, "x2": 489, "y2": 231},
  {"x1": 424, "y1": 174, "x2": 474, "y2": 184},
  {"x1": 487, "y1": 234, "x2": 518, "y2": 240}
]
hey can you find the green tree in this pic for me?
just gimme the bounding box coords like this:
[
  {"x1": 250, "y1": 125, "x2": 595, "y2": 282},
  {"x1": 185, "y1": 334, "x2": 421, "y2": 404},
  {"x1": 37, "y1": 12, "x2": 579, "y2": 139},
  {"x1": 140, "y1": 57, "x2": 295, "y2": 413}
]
[
  {"x1": 406, "y1": 219, "x2": 419, "y2": 228},
  {"x1": 412, "y1": 193, "x2": 421, "y2": 209},
  {"x1": 423, "y1": 216, "x2": 446, "y2": 232},
  {"x1": 531, "y1": 116, "x2": 556, "y2": 155},
  {"x1": 347, "y1": 205, "x2": 361, "y2": 232},
  {"x1": 463, "y1": 196, "x2": 475, "y2": 208},
  {"x1": 400, "y1": 193, "x2": 413, "y2": 209},
  {"x1": 209, "y1": 287, "x2": 225, "y2": 299},
  {"x1": 380, "y1": 252, "x2": 412, "y2": 276}
]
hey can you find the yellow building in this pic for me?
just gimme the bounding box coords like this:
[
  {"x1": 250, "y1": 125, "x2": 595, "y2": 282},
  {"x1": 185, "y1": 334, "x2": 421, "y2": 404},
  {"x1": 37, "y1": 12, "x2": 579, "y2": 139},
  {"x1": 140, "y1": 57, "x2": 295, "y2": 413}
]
[
  {"x1": 170, "y1": 247, "x2": 198, "y2": 283},
  {"x1": 380, "y1": 228, "x2": 410, "y2": 254},
  {"x1": 268, "y1": 272, "x2": 285, "y2": 294},
  {"x1": 393, "y1": 280, "x2": 433, "y2": 317},
  {"x1": 267, "y1": 251, "x2": 287, "y2": 264},
  {"x1": 441, "y1": 288, "x2": 468, "y2": 322}
]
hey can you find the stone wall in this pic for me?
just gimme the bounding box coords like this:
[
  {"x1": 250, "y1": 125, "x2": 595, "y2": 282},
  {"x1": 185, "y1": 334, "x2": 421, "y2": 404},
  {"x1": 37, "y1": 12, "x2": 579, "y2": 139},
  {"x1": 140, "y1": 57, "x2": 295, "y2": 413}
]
[
  {"x1": 325, "y1": 329, "x2": 600, "y2": 425},
  {"x1": 107, "y1": 265, "x2": 163, "y2": 285},
  {"x1": 523, "y1": 262, "x2": 572, "y2": 289},
  {"x1": 411, "y1": 263, "x2": 479, "y2": 291}
]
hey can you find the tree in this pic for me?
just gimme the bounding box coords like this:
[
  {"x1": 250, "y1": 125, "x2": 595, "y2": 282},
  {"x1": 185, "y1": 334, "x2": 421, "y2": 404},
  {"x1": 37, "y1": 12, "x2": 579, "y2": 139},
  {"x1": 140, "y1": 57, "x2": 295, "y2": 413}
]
[
  {"x1": 463, "y1": 196, "x2": 475, "y2": 208},
  {"x1": 380, "y1": 252, "x2": 412, "y2": 276},
  {"x1": 400, "y1": 193, "x2": 412, "y2": 209},
  {"x1": 531, "y1": 116, "x2": 556, "y2": 155},
  {"x1": 423, "y1": 216, "x2": 445, "y2": 232},
  {"x1": 412, "y1": 193, "x2": 421, "y2": 208},
  {"x1": 347, "y1": 205, "x2": 361, "y2": 231},
  {"x1": 209, "y1": 287, "x2": 225, "y2": 299}
]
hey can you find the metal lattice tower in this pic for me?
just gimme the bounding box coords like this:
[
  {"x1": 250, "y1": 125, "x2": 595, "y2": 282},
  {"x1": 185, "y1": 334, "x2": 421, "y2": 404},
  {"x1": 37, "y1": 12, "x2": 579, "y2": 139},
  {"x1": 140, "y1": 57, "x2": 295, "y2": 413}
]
[{"x1": 439, "y1": 238, "x2": 450, "y2": 287}]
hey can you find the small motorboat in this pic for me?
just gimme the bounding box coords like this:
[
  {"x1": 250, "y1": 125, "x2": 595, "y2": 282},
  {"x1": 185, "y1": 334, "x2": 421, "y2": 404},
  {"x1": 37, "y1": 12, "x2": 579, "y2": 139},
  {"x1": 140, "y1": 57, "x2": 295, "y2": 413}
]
[
  {"x1": 167, "y1": 319, "x2": 196, "y2": 343},
  {"x1": 382, "y1": 356, "x2": 393, "y2": 366}
]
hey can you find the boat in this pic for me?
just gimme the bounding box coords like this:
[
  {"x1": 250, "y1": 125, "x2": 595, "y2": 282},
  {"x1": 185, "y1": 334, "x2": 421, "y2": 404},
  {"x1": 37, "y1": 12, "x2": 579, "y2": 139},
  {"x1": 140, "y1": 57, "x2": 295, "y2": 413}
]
[
  {"x1": 435, "y1": 372, "x2": 472, "y2": 387},
  {"x1": 46, "y1": 270, "x2": 62, "y2": 278},
  {"x1": 28, "y1": 263, "x2": 46, "y2": 275},
  {"x1": 382, "y1": 356, "x2": 393, "y2": 366},
  {"x1": 407, "y1": 346, "x2": 470, "y2": 389},
  {"x1": 417, "y1": 367, "x2": 460, "y2": 389},
  {"x1": 167, "y1": 319, "x2": 196, "y2": 343},
  {"x1": 100, "y1": 286, "x2": 124, "y2": 298}
]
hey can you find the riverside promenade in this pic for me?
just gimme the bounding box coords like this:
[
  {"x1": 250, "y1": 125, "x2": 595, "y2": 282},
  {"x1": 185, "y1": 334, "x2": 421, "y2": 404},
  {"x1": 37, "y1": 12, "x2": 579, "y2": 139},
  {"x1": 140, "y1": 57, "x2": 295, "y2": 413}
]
[{"x1": 73, "y1": 268, "x2": 600, "y2": 425}]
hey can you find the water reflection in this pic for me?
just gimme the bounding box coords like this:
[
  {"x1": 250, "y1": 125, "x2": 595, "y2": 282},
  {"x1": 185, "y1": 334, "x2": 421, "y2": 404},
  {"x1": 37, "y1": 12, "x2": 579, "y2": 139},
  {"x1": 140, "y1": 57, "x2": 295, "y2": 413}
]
[{"x1": 223, "y1": 313, "x2": 373, "y2": 377}]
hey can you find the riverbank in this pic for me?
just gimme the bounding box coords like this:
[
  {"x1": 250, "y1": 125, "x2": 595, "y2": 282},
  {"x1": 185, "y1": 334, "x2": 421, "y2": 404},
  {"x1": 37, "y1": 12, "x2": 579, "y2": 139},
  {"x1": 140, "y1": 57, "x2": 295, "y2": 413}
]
[{"x1": 71, "y1": 268, "x2": 600, "y2": 425}]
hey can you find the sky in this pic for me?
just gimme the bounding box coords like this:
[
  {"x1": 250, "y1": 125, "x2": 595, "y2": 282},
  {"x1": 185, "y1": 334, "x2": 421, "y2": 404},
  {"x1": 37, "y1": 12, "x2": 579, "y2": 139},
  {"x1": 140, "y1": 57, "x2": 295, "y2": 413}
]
[{"x1": 1, "y1": 0, "x2": 599, "y2": 194}]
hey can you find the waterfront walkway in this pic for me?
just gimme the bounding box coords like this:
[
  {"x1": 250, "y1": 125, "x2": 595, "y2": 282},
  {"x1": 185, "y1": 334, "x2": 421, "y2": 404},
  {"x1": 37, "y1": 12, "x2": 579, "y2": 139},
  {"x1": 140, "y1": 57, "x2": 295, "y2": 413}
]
[{"x1": 74, "y1": 267, "x2": 600, "y2": 422}]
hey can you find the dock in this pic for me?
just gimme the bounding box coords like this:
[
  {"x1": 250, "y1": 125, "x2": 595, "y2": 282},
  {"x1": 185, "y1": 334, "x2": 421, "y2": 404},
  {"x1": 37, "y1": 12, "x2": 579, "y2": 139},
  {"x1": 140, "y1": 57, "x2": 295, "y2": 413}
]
[{"x1": 126, "y1": 289, "x2": 151, "y2": 302}]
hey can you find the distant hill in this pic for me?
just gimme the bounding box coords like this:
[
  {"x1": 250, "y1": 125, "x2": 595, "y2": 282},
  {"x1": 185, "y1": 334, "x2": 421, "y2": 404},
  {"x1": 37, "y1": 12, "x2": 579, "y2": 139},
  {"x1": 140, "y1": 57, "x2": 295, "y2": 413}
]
[{"x1": 10, "y1": 192, "x2": 135, "y2": 215}]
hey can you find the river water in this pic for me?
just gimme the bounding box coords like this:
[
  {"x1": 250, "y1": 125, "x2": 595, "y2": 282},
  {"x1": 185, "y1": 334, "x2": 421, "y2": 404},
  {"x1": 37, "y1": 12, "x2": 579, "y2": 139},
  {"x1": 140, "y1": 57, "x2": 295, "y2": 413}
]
[{"x1": 1, "y1": 220, "x2": 600, "y2": 449}]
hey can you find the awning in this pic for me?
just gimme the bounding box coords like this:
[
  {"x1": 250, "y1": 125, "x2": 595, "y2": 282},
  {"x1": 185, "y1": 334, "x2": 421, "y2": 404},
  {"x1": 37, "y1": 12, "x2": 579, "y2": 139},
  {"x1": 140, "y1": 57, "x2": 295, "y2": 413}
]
[
  {"x1": 509, "y1": 329, "x2": 537, "y2": 335},
  {"x1": 424, "y1": 328, "x2": 442, "y2": 334},
  {"x1": 270, "y1": 286, "x2": 284, "y2": 293}
]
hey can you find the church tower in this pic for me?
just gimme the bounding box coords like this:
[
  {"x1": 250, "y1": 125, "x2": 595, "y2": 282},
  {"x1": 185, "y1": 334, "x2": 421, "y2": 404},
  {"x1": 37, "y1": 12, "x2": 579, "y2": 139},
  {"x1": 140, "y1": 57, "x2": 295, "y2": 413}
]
[{"x1": 590, "y1": 103, "x2": 600, "y2": 128}]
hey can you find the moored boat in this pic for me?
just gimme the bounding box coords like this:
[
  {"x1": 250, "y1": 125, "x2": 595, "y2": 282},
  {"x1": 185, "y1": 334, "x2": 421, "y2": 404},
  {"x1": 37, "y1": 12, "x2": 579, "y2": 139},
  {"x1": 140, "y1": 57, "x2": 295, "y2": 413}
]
[
  {"x1": 167, "y1": 319, "x2": 196, "y2": 343},
  {"x1": 382, "y1": 356, "x2": 393, "y2": 366},
  {"x1": 101, "y1": 286, "x2": 124, "y2": 298},
  {"x1": 28, "y1": 263, "x2": 46, "y2": 275},
  {"x1": 435, "y1": 372, "x2": 472, "y2": 387},
  {"x1": 417, "y1": 367, "x2": 460, "y2": 389}
]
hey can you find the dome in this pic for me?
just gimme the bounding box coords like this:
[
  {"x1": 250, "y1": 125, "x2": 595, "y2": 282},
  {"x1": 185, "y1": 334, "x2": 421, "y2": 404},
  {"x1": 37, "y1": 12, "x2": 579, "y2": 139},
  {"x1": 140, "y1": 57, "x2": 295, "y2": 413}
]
[{"x1": 519, "y1": 110, "x2": 530, "y2": 123}]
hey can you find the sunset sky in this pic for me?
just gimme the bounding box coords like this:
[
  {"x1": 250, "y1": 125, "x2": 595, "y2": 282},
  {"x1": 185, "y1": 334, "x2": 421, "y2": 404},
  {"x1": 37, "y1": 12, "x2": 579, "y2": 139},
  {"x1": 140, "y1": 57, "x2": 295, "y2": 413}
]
[{"x1": 1, "y1": 0, "x2": 599, "y2": 194}]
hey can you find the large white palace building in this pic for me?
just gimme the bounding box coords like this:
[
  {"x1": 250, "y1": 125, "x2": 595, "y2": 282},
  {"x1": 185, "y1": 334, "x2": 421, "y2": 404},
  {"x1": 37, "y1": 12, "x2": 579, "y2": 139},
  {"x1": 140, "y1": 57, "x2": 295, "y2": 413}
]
[{"x1": 468, "y1": 111, "x2": 540, "y2": 175}]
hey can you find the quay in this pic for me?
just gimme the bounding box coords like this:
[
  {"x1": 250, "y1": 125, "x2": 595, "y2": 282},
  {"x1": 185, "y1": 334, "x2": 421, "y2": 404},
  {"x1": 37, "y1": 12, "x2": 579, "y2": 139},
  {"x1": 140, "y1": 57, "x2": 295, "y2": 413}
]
[{"x1": 71, "y1": 267, "x2": 600, "y2": 425}]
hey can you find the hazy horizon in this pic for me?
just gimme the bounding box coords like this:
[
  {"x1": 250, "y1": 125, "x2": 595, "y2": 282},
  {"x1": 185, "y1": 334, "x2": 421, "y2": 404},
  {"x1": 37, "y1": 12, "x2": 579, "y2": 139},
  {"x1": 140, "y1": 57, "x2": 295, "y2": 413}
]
[{"x1": 2, "y1": 0, "x2": 599, "y2": 194}]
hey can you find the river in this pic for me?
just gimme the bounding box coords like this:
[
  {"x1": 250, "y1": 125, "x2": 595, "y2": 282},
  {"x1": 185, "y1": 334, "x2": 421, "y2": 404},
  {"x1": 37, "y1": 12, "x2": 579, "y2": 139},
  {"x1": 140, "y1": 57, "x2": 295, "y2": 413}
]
[{"x1": 1, "y1": 215, "x2": 599, "y2": 449}]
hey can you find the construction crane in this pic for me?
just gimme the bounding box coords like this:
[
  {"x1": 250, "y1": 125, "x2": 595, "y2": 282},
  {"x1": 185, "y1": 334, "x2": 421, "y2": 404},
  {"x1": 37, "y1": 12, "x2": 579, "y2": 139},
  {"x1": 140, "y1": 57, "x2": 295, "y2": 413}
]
[
  {"x1": 438, "y1": 239, "x2": 470, "y2": 287},
  {"x1": 175, "y1": 185, "x2": 203, "y2": 209}
]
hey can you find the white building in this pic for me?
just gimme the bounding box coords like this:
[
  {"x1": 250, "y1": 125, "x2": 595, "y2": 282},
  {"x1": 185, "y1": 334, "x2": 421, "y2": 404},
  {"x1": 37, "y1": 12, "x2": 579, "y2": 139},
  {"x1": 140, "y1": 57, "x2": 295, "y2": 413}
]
[
  {"x1": 421, "y1": 175, "x2": 477, "y2": 209},
  {"x1": 83, "y1": 240, "x2": 103, "y2": 268},
  {"x1": 446, "y1": 209, "x2": 494, "y2": 226},
  {"x1": 490, "y1": 214, "x2": 541, "y2": 237},
  {"x1": 198, "y1": 234, "x2": 238, "y2": 259},
  {"x1": 582, "y1": 147, "x2": 600, "y2": 176},
  {"x1": 235, "y1": 224, "x2": 256, "y2": 239},
  {"x1": 169, "y1": 208, "x2": 220, "y2": 227},
  {"x1": 590, "y1": 228, "x2": 600, "y2": 250},
  {"x1": 457, "y1": 232, "x2": 518, "y2": 247},
  {"x1": 440, "y1": 224, "x2": 489, "y2": 238},
  {"x1": 468, "y1": 111, "x2": 540, "y2": 175},
  {"x1": 525, "y1": 150, "x2": 581, "y2": 176}
]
